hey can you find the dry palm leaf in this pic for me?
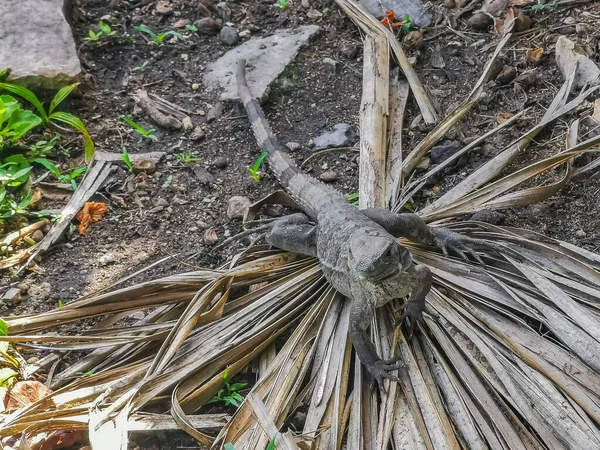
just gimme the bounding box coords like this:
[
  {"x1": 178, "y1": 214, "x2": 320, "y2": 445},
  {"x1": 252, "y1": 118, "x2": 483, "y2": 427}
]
[{"x1": 3, "y1": 14, "x2": 600, "y2": 450}]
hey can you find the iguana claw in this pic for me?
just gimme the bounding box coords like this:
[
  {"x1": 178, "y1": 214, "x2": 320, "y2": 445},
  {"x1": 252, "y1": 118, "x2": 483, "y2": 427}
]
[
  {"x1": 432, "y1": 228, "x2": 486, "y2": 266},
  {"x1": 367, "y1": 357, "x2": 405, "y2": 393},
  {"x1": 394, "y1": 298, "x2": 424, "y2": 339}
]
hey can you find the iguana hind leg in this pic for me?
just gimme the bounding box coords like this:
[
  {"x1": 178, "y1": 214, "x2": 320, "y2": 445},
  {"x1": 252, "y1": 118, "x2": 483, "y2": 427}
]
[
  {"x1": 349, "y1": 297, "x2": 405, "y2": 389},
  {"x1": 265, "y1": 213, "x2": 317, "y2": 257}
]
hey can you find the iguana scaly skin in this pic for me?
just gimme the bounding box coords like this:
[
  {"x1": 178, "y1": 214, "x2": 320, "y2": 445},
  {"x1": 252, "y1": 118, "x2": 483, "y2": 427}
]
[{"x1": 236, "y1": 59, "x2": 482, "y2": 386}]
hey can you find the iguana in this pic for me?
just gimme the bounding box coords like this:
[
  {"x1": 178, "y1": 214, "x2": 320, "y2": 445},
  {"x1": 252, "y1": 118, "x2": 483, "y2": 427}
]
[{"x1": 236, "y1": 59, "x2": 483, "y2": 386}]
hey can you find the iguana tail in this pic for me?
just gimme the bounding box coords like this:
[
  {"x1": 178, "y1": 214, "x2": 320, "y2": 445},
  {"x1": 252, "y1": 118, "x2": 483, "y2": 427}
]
[{"x1": 236, "y1": 59, "x2": 339, "y2": 218}]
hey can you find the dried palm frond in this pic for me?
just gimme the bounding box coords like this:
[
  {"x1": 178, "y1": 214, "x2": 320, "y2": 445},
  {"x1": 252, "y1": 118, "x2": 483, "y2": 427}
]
[{"x1": 2, "y1": 8, "x2": 600, "y2": 450}]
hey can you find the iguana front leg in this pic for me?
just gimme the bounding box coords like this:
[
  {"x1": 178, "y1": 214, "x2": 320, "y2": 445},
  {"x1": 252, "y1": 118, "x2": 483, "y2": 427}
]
[
  {"x1": 265, "y1": 213, "x2": 317, "y2": 257},
  {"x1": 361, "y1": 208, "x2": 485, "y2": 264},
  {"x1": 349, "y1": 296, "x2": 405, "y2": 388}
]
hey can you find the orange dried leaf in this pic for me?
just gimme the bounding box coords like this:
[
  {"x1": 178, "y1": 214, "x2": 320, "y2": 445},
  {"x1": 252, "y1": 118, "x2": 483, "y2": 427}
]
[
  {"x1": 526, "y1": 47, "x2": 544, "y2": 65},
  {"x1": 497, "y1": 112, "x2": 513, "y2": 124},
  {"x1": 75, "y1": 202, "x2": 108, "y2": 234}
]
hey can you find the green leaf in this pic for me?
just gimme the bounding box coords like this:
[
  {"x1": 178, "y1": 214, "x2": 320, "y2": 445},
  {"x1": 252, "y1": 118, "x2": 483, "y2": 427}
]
[
  {"x1": 228, "y1": 382, "x2": 247, "y2": 391},
  {"x1": 0, "y1": 95, "x2": 20, "y2": 127},
  {"x1": 49, "y1": 111, "x2": 94, "y2": 162},
  {"x1": 266, "y1": 437, "x2": 276, "y2": 450},
  {"x1": 0, "y1": 83, "x2": 47, "y2": 122},
  {"x1": 134, "y1": 25, "x2": 159, "y2": 40},
  {"x1": 0, "y1": 318, "x2": 8, "y2": 336},
  {"x1": 4, "y1": 109, "x2": 42, "y2": 141},
  {"x1": 223, "y1": 366, "x2": 230, "y2": 382},
  {"x1": 49, "y1": 84, "x2": 78, "y2": 116},
  {"x1": 98, "y1": 21, "x2": 112, "y2": 34},
  {"x1": 121, "y1": 147, "x2": 133, "y2": 171},
  {"x1": 0, "y1": 368, "x2": 17, "y2": 387},
  {"x1": 33, "y1": 158, "x2": 60, "y2": 176},
  {"x1": 231, "y1": 392, "x2": 244, "y2": 402},
  {"x1": 224, "y1": 444, "x2": 235, "y2": 450},
  {"x1": 18, "y1": 193, "x2": 32, "y2": 210}
]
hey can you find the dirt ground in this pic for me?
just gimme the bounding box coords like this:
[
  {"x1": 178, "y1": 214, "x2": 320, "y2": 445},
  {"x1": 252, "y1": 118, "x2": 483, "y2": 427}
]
[{"x1": 1, "y1": 0, "x2": 600, "y2": 448}]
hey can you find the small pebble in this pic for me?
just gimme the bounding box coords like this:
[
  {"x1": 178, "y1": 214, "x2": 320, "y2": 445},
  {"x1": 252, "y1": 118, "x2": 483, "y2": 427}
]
[
  {"x1": 416, "y1": 157, "x2": 431, "y2": 171},
  {"x1": 496, "y1": 65, "x2": 517, "y2": 85},
  {"x1": 195, "y1": 17, "x2": 222, "y2": 35},
  {"x1": 204, "y1": 229, "x2": 219, "y2": 245},
  {"x1": 286, "y1": 142, "x2": 301, "y2": 151},
  {"x1": 558, "y1": 26, "x2": 576, "y2": 35},
  {"x1": 227, "y1": 196, "x2": 251, "y2": 219},
  {"x1": 467, "y1": 12, "x2": 493, "y2": 30},
  {"x1": 31, "y1": 230, "x2": 44, "y2": 242},
  {"x1": 404, "y1": 31, "x2": 424, "y2": 50},
  {"x1": 575, "y1": 229, "x2": 586, "y2": 238},
  {"x1": 19, "y1": 283, "x2": 30, "y2": 295},
  {"x1": 196, "y1": 220, "x2": 211, "y2": 229},
  {"x1": 444, "y1": 0, "x2": 456, "y2": 8},
  {"x1": 239, "y1": 30, "x2": 251, "y2": 38},
  {"x1": 191, "y1": 83, "x2": 200, "y2": 90},
  {"x1": 220, "y1": 26, "x2": 240, "y2": 46},
  {"x1": 214, "y1": 156, "x2": 228, "y2": 168},
  {"x1": 320, "y1": 171, "x2": 339, "y2": 182},
  {"x1": 155, "y1": 198, "x2": 169, "y2": 207},
  {"x1": 190, "y1": 126, "x2": 205, "y2": 141},
  {"x1": 563, "y1": 16, "x2": 576, "y2": 25}
]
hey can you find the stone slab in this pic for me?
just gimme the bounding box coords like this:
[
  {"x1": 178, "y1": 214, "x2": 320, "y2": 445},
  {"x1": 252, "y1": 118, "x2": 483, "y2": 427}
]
[
  {"x1": 359, "y1": 0, "x2": 431, "y2": 27},
  {"x1": 555, "y1": 36, "x2": 600, "y2": 89},
  {"x1": 0, "y1": 0, "x2": 81, "y2": 89},
  {"x1": 203, "y1": 25, "x2": 321, "y2": 102}
]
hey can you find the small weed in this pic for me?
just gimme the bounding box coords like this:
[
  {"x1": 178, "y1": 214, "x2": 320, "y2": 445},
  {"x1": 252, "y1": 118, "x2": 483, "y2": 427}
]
[
  {"x1": 0, "y1": 192, "x2": 32, "y2": 219},
  {"x1": 121, "y1": 147, "x2": 133, "y2": 172},
  {"x1": 224, "y1": 437, "x2": 276, "y2": 450},
  {"x1": 323, "y1": 7, "x2": 330, "y2": 13},
  {"x1": 0, "y1": 155, "x2": 32, "y2": 188},
  {"x1": 208, "y1": 366, "x2": 247, "y2": 408},
  {"x1": 133, "y1": 61, "x2": 150, "y2": 72},
  {"x1": 28, "y1": 136, "x2": 59, "y2": 159},
  {"x1": 346, "y1": 192, "x2": 359, "y2": 206},
  {"x1": 120, "y1": 116, "x2": 157, "y2": 141},
  {"x1": 33, "y1": 159, "x2": 87, "y2": 190},
  {"x1": 162, "y1": 174, "x2": 173, "y2": 188},
  {"x1": 202, "y1": 196, "x2": 216, "y2": 207},
  {"x1": 0, "y1": 82, "x2": 95, "y2": 161},
  {"x1": 57, "y1": 299, "x2": 63, "y2": 308},
  {"x1": 85, "y1": 21, "x2": 117, "y2": 42},
  {"x1": 531, "y1": 1, "x2": 557, "y2": 10},
  {"x1": 273, "y1": 0, "x2": 288, "y2": 8},
  {"x1": 186, "y1": 24, "x2": 198, "y2": 32},
  {"x1": 174, "y1": 151, "x2": 200, "y2": 164},
  {"x1": 402, "y1": 15, "x2": 412, "y2": 34},
  {"x1": 0, "y1": 95, "x2": 43, "y2": 151},
  {"x1": 133, "y1": 25, "x2": 183, "y2": 45},
  {"x1": 248, "y1": 152, "x2": 268, "y2": 183}
]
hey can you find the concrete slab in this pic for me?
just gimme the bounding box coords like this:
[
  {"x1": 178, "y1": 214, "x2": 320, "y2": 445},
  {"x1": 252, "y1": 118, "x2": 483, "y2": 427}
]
[
  {"x1": 0, "y1": 0, "x2": 81, "y2": 89},
  {"x1": 203, "y1": 25, "x2": 321, "y2": 102}
]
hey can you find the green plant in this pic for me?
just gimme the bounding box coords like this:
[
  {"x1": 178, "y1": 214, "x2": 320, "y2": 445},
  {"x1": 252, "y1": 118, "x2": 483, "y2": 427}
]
[
  {"x1": 0, "y1": 192, "x2": 32, "y2": 219},
  {"x1": 34, "y1": 159, "x2": 87, "y2": 190},
  {"x1": 531, "y1": 1, "x2": 557, "y2": 10},
  {"x1": 133, "y1": 25, "x2": 183, "y2": 45},
  {"x1": 0, "y1": 154, "x2": 32, "y2": 187},
  {"x1": 186, "y1": 24, "x2": 198, "y2": 32},
  {"x1": 346, "y1": 192, "x2": 359, "y2": 206},
  {"x1": 174, "y1": 151, "x2": 200, "y2": 164},
  {"x1": 208, "y1": 367, "x2": 247, "y2": 408},
  {"x1": 85, "y1": 21, "x2": 117, "y2": 42},
  {"x1": 162, "y1": 174, "x2": 173, "y2": 188},
  {"x1": 402, "y1": 14, "x2": 412, "y2": 34},
  {"x1": 28, "y1": 136, "x2": 59, "y2": 159},
  {"x1": 133, "y1": 61, "x2": 149, "y2": 72},
  {"x1": 121, "y1": 147, "x2": 133, "y2": 172},
  {"x1": 120, "y1": 116, "x2": 157, "y2": 141},
  {"x1": 0, "y1": 82, "x2": 94, "y2": 162},
  {"x1": 248, "y1": 151, "x2": 268, "y2": 183},
  {"x1": 273, "y1": 0, "x2": 288, "y2": 8},
  {"x1": 0, "y1": 95, "x2": 42, "y2": 150},
  {"x1": 224, "y1": 444, "x2": 235, "y2": 450},
  {"x1": 323, "y1": 7, "x2": 330, "y2": 13}
]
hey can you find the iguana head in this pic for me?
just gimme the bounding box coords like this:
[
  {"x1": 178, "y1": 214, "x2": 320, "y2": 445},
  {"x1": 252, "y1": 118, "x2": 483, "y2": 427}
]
[{"x1": 348, "y1": 234, "x2": 413, "y2": 281}]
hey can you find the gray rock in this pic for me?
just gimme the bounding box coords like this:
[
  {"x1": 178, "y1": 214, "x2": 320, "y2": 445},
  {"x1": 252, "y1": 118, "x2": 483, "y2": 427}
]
[
  {"x1": 227, "y1": 196, "x2": 251, "y2": 219},
  {"x1": 206, "y1": 102, "x2": 224, "y2": 123},
  {"x1": 2, "y1": 288, "x2": 21, "y2": 305},
  {"x1": 193, "y1": 167, "x2": 215, "y2": 185},
  {"x1": 470, "y1": 210, "x2": 505, "y2": 224},
  {"x1": 430, "y1": 140, "x2": 462, "y2": 164},
  {"x1": 1, "y1": 0, "x2": 81, "y2": 88},
  {"x1": 99, "y1": 253, "x2": 116, "y2": 266},
  {"x1": 204, "y1": 25, "x2": 321, "y2": 101},
  {"x1": 314, "y1": 123, "x2": 357, "y2": 149},
  {"x1": 190, "y1": 126, "x2": 205, "y2": 141},
  {"x1": 214, "y1": 156, "x2": 228, "y2": 168},
  {"x1": 220, "y1": 26, "x2": 240, "y2": 46},
  {"x1": 555, "y1": 36, "x2": 600, "y2": 88},
  {"x1": 19, "y1": 283, "x2": 30, "y2": 295},
  {"x1": 320, "y1": 171, "x2": 339, "y2": 182},
  {"x1": 155, "y1": 198, "x2": 169, "y2": 207},
  {"x1": 359, "y1": 0, "x2": 431, "y2": 27}
]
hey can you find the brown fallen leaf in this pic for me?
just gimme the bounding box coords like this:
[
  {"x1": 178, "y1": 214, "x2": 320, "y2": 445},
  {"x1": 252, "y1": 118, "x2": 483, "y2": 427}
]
[
  {"x1": 497, "y1": 112, "x2": 514, "y2": 124},
  {"x1": 526, "y1": 47, "x2": 544, "y2": 65},
  {"x1": 5, "y1": 380, "x2": 52, "y2": 410},
  {"x1": 76, "y1": 202, "x2": 108, "y2": 234}
]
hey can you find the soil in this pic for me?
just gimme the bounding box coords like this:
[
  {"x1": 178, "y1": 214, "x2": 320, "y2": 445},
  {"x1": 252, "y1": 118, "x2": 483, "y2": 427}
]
[{"x1": 1, "y1": 0, "x2": 600, "y2": 448}]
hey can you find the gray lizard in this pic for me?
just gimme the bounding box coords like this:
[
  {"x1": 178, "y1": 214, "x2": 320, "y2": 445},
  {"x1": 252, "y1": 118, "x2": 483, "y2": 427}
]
[{"x1": 236, "y1": 59, "x2": 483, "y2": 386}]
